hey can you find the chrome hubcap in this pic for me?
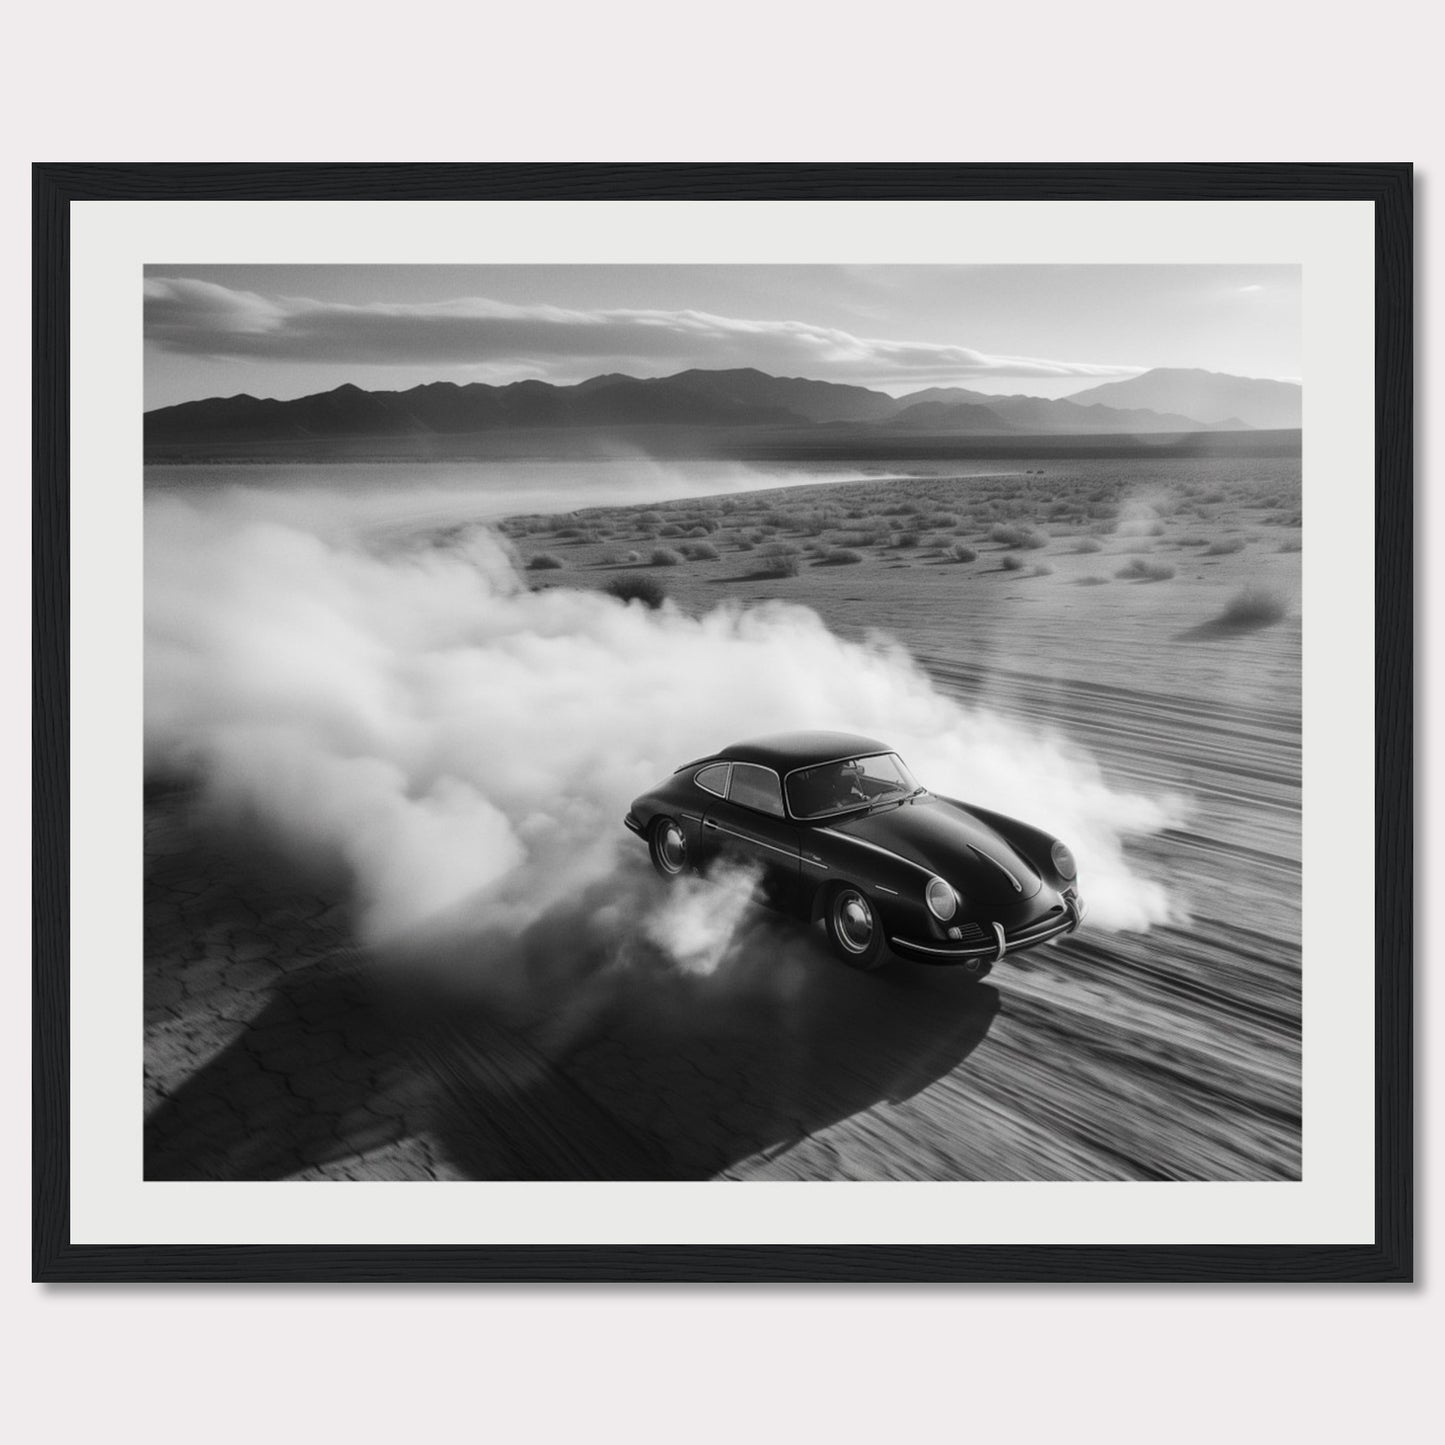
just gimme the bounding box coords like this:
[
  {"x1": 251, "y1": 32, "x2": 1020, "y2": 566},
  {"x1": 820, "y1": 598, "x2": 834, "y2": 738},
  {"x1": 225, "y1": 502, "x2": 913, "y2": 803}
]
[
  {"x1": 834, "y1": 890, "x2": 874, "y2": 953},
  {"x1": 657, "y1": 822, "x2": 687, "y2": 874}
]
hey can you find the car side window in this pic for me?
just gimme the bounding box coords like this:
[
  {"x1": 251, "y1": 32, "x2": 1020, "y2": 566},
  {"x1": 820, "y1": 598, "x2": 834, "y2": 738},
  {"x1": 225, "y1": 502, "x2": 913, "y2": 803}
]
[
  {"x1": 727, "y1": 762, "x2": 785, "y2": 818},
  {"x1": 694, "y1": 762, "x2": 730, "y2": 796}
]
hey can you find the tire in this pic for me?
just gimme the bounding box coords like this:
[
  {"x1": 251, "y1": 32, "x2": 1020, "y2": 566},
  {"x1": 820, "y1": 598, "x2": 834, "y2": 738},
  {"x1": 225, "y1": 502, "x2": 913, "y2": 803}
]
[
  {"x1": 825, "y1": 884, "x2": 888, "y2": 970},
  {"x1": 648, "y1": 816, "x2": 689, "y2": 880}
]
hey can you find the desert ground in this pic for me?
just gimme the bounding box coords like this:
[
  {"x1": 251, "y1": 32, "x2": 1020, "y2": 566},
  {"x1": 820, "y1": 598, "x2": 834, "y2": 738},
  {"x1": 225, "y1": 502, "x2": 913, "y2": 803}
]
[{"x1": 145, "y1": 456, "x2": 1302, "y2": 1181}]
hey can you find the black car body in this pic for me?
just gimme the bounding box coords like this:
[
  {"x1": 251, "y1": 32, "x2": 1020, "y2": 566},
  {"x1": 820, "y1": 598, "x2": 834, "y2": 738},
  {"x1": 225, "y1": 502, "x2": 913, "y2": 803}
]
[{"x1": 624, "y1": 731, "x2": 1085, "y2": 974}]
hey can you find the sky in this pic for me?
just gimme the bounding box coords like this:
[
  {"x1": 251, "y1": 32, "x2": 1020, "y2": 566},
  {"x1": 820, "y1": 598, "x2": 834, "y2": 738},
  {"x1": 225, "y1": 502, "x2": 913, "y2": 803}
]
[{"x1": 143, "y1": 264, "x2": 1301, "y2": 410}]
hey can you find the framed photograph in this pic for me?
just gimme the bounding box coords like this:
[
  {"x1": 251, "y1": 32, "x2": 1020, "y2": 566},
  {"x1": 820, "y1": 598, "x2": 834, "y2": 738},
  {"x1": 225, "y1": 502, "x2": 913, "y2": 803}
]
[{"x1": 33, "y1": 164, "x2": 1411, "y2": 1282}]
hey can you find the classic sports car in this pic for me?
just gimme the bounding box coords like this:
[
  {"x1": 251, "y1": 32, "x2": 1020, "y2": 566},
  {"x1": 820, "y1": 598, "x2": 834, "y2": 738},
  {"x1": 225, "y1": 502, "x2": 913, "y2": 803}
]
[{"x1": 624, "y1": 731, "x2": 1085, "y2": 975}]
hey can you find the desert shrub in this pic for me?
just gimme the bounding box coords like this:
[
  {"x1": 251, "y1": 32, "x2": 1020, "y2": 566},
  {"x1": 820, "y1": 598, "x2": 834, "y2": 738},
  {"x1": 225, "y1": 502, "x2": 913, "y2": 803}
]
[
  {"x1": 527, "y1": 553, "x2": 565, "y2": 570},
  {"x1": 755, "y1": 542, "x2": 802, "y2": 578},
  {"x1": 621, "y1": 550, "x2": 642, "y2": 565},
  {"x1": 991, "y1": 523, "x2": 1047, "y2": 549},
  {"x1": 649, "y1": 547, "x2": 682, "y2": 567},
  {"x1": 1277, "y1": 538, "x2": 1302, "y2": 553},
  {"x1": 1000, "y1": 553, "x2": 1025, "y2": 571},
  {"x1": 681, "y1": 541, "x2": 720, "y2": 561},
  {"x1": 604, "y1": 574, "x2": 668, "y2": 609},
  {"x1": 1219, "y1": 587, "x2": 1289, "y2": 627},
  {"x1": 948, "y1": 544, "x2": 978, "y2": 563},
  {"x1": 894, "y1": 531, "x2": 921, "y2": 549},
  {"x1": 635, "y1": 512, "x2": 663, "y2": 526},
  {"x1": 1076, "y1": 576, "x2": 1109, "y2": 586},
  {"x1": 819, "y1": 547, "x2": 864, "y2": 566},
  {"x1": 1031, "y1": 563, "x2": 1054, "y2": 577},
  {"x1": 1116, "y1": 558, "x2": 1176, "y2": 582},
  {"x1": 686, "y1": 525, "x2": 711, "y2": 538},
  {"x1": 1074, "y1": 538, "x2": 1103, "y2": 554},
  {"x1": 658, "y1": 523, "x2": 684, "y2": 538},
  {"x1": 1204, "y1": 537, "x2": 1246, "y2": 556},
  {"x1": 928, "y1": 512, "x2": 959, "y2": 528},
  {"x1": 1177, "y1": 536, "x2": 1208, "y2": 547}
]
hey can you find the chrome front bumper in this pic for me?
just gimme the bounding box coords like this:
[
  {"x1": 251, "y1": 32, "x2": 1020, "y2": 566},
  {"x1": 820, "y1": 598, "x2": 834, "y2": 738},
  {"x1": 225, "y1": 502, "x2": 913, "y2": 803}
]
[{"x1": 891, "y1": 892, "x2": 1086, "y2": 965}]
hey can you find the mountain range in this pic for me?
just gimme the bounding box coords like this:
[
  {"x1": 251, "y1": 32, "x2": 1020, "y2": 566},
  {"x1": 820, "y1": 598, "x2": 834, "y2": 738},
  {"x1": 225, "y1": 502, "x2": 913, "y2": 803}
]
[
  {"x1": 144, "y1": 366, "x2": 1300, "y2": 450},
  {"x1": 1064, "y1": 368, "x2": 1301, "y2": 430}
]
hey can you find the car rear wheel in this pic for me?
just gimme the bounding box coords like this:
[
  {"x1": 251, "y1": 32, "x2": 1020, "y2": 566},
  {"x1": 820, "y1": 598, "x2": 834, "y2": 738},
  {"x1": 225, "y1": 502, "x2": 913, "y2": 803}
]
[
  {"x1": 648, "y1": 817, "x2": 689, "y2": 880},
  {"x1": 825, "y1": 884, "x2": 888, "y2": 970}
]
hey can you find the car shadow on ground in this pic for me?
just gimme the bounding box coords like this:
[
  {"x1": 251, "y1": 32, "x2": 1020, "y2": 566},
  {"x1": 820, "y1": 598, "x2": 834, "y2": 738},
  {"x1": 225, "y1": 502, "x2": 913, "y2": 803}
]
[
  {"x1": 145, "y1": 802, "x2": 1001, "y2": 1181},
  {"x1": 396, "y1": 883, "x2": 1002, "y2": 1181}
]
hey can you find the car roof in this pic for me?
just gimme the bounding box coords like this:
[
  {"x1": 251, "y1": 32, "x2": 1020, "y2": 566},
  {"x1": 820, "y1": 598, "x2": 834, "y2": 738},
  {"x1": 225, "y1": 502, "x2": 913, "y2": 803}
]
[{"x1": 713, "y1": 731, "x2": 892, "y2": 771}]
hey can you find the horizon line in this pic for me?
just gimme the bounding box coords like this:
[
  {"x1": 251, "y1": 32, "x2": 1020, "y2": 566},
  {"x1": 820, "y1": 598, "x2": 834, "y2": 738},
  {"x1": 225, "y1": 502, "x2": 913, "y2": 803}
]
[{"x1": 145, "y1": 362, "x2": 1303, "y2": 414}]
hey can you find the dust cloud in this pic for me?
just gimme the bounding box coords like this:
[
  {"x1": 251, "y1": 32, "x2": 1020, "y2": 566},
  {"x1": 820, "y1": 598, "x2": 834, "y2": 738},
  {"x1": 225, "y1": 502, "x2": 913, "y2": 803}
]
[{"x1": 145, "y1": 483, "x2": 1182, "y2": 966}]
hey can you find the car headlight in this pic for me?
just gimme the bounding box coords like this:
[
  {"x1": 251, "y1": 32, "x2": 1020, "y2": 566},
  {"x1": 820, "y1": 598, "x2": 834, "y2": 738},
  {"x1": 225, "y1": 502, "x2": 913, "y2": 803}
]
[
  {"x1": 1050, "y1": 840, "x2": 1077, "y2": 879},
  {"x1": 925, "y1": 876, "x2": 958, "y2": 921}
]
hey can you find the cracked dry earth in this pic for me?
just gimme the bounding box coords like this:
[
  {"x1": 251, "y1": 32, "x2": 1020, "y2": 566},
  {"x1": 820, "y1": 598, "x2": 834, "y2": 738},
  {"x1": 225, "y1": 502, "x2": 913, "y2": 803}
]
[{"x1": 144, "y1": 796, "x2": 460, "y2": 1180}]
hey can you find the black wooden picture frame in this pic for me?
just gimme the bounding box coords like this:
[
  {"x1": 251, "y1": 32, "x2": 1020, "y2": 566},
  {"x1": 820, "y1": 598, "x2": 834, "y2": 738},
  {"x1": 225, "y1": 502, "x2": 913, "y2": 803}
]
[{"x1": 32, "y1": 163, "x2": 1412, "y2": 1283}]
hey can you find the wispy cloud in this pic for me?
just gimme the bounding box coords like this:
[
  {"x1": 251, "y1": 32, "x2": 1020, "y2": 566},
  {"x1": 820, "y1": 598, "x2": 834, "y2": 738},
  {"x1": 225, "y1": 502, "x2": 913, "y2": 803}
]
[{"x1": 144, "y1": 277, "x2": 1144, "y2": 389}]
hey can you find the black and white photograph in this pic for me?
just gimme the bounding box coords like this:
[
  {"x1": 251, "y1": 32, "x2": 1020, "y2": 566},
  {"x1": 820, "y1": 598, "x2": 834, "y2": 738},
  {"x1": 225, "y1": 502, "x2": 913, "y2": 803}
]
[
  {"x1": 140, "y1": 260, "x2": 1307, "y2": 1186},
  {"x1": 13, "y1": 4, "x2": 1430, "y2": 1432}
]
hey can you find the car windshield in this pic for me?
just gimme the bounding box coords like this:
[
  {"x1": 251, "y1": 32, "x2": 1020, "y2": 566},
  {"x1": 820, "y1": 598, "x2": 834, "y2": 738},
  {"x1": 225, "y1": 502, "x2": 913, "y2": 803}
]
[{"x1": 785, "y1": 752, "x2": 921, "y2": 819}]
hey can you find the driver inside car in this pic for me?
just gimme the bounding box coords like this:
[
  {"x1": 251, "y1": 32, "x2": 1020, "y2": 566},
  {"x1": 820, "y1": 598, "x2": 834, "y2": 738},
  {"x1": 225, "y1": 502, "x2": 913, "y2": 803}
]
[{"x1": 832, "y1": 760, "x2": 867, "y2": 808}]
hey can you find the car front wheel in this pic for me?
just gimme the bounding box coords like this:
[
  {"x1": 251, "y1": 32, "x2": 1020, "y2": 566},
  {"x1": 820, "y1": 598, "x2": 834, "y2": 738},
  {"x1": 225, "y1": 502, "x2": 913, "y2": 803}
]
[
  {"x1": 648, "y1": 817, "x2": 689, "y2": 880},
  {"x1": 826, "y1": 884, "x2": 888, "y2": 970}
]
